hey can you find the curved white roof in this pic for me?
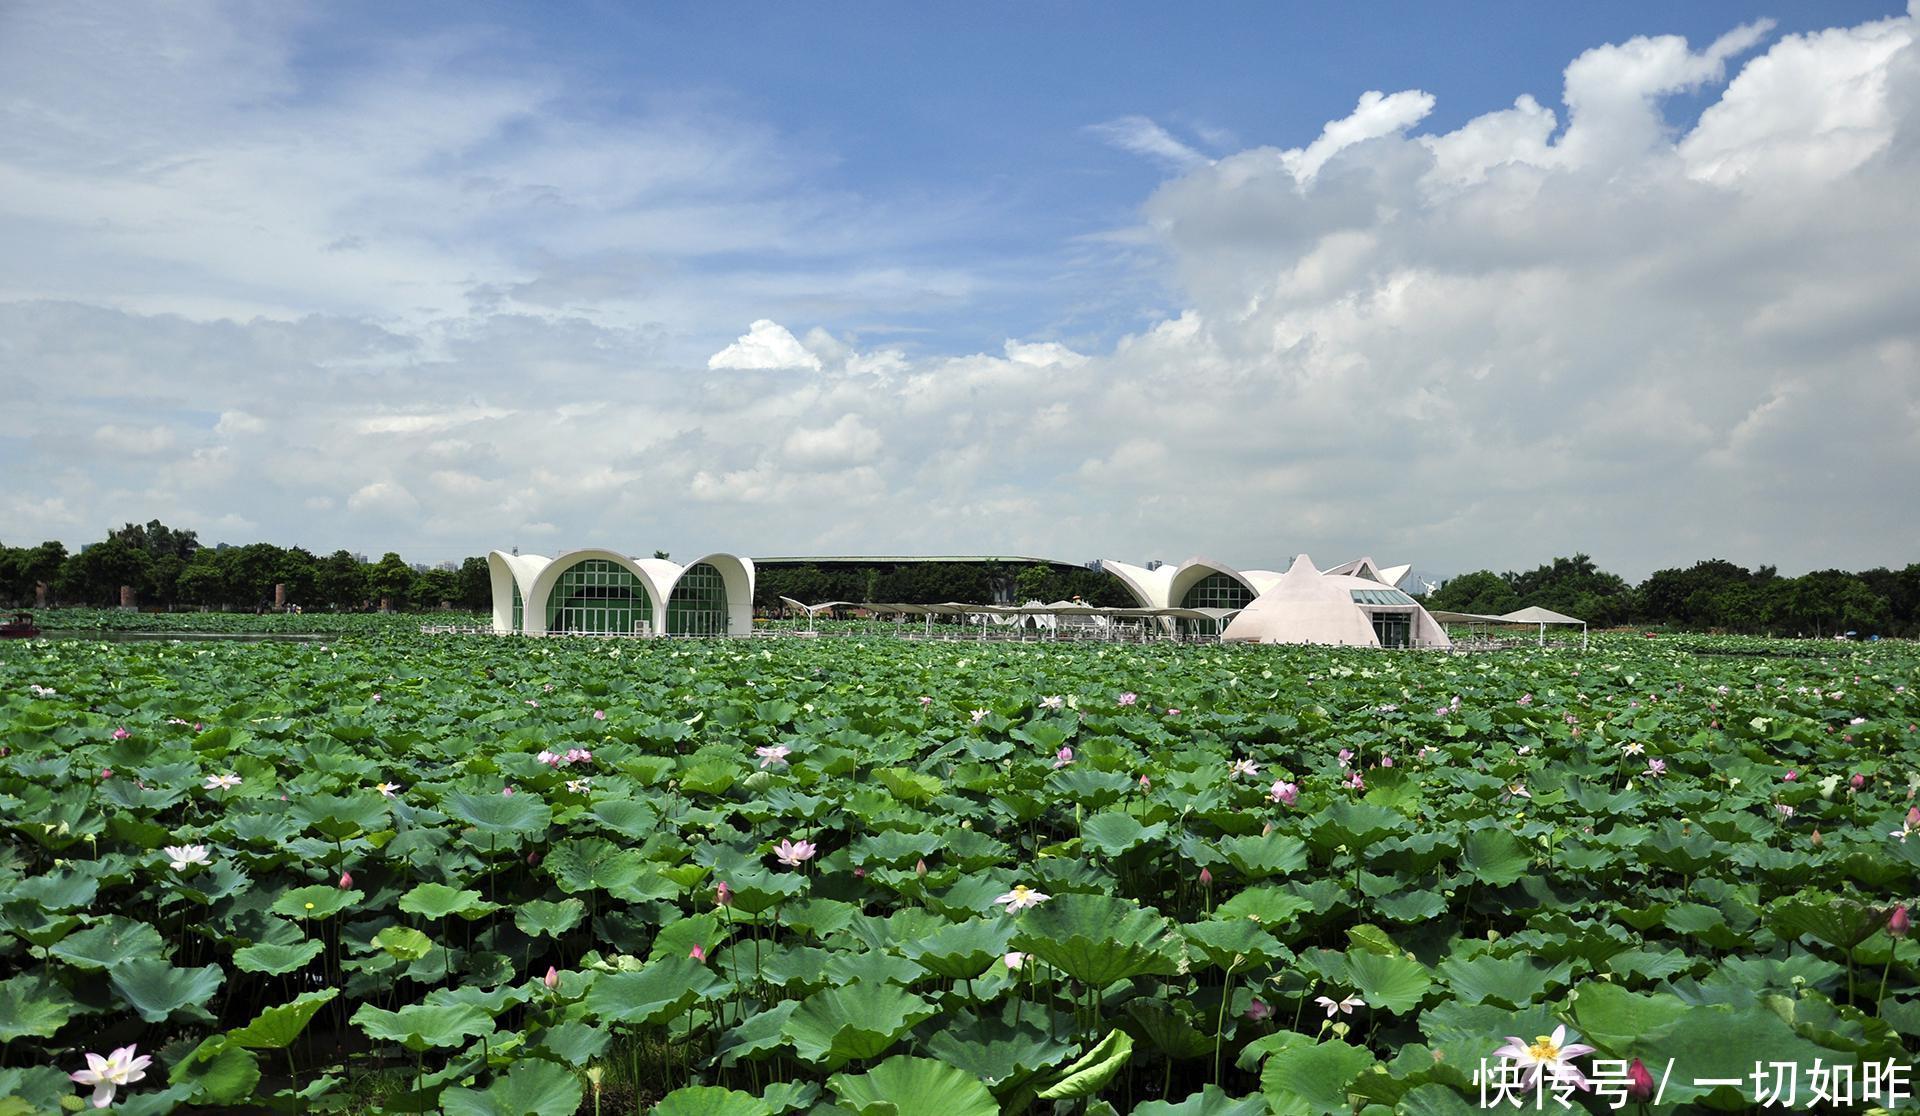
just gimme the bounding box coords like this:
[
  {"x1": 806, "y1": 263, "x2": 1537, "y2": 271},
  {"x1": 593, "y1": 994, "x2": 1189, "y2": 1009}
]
[
  {"x1": 490, "y1": 549, "x2": 757, "y2": 636},
  {"x1": 1222, "y1": 553, "x2": 1451, "y2": 648}
]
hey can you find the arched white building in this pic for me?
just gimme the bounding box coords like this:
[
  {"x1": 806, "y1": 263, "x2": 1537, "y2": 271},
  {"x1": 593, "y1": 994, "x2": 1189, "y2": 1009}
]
[
  {"x1": 487, "y1": 550, "x2": 755, "y2": 637},
  {"x1": 1100, "y1": 554, "x2": 1447, "y2": 648}
]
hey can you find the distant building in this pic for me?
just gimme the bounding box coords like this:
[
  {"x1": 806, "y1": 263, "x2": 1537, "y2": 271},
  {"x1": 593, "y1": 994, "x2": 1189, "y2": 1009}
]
[{"x1": 488, "y1": 550, "x2": 754, "y2": 636}]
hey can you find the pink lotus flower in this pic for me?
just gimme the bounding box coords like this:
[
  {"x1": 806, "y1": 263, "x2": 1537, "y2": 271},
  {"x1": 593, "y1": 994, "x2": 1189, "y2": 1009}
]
[
  {"x1": 1851, "y1": 774, "x2": 1866, "y2": 791},
  {"x1": 714, "y1": 880, "x2": 732, "y2": 907},
  {"x1": 1784, "y1": 770, "x2": 1798, "y2": 782},
  {"x1": 1138, "y1": 774, "x2": 1151, "y2": 790},
  {"x1": 756, "y1": 745, "x2": 790, "y2": 768},
  {"x1": 1491, "y1": 1025, "x2": 1596, "y2": 1092},
  {"x1": 1518, "y1": 693, "x2": 1533, "y2": 706},
  {"x1": 1117, "y1": 692, "x2": 1137, "y2": 706},
  {"x1": 1345, "y1": 772, "x2": 1366, "y2": 792},
  {"x1": 1004, "y1": 951, "x2": 1028, "y2": 970},
  {"x1": 1338, "y1": 748, "x2": 1354, "y2": 768},
  {"x1": 502, "y1": 785, "x2": 515, "y2": 796},
  {"x1": 1245, "y1": 998, "x2": 1272, "y2": 1022},
  {"x1": 1198, "y1": 866, "x2": 1212, "y2": 888},
  {"x1": 773, "y1": 838, "x2": 817, "y2": 867},
  {"x1": 565, "y1": 748, "x2": 592, "y2": 764},
  {"x1": 915, "y1": 858, "x2": 928, "y2": 879},
  {"x1": 593, "y1": 709, "x2": 606, "y2": 720},
  {"x1": 338, "y1": 870, "x2": 353, "y2": 889},
  {"x1": 99, "y1": 768, "x2": 112, "y2": 780},
  {"x1": 71, "y1": 1043, "x2": 150, "y2": 1108},
  {"x1": 1626, "y1": 1058, "x2": 1655, "y2": 1101},
  {"x1": 1165, "y1": 708, "x2": 1180, "y2": 716},
  {"x1": 1270, "y1": 780, "x2": 1298, "y2": 807},
  {"x1": 1230, "y1": 758, "x2": 1259, "y2": 779},
  {"x1": 689, "y1": 944, "x2": 707, "y2": 962},
  {"x1": 111, "y1": 727, "x2": 130, "y2": 740},
  {"x1": 1645, "y1": 759, "x2": 1667, "y2": 777},
  {"x1": 543, "y1": 966, "x2": 558, "y2": 989},
  {"x1": 1890, "y1": 905, "x2": 1910, "y2": 939},
  {"x1": 917, "y1": 695, "x2": 933, "y2": 706},
  {"x1": 1053, "y1": 747, "x2": 1074, "y2": 768}
]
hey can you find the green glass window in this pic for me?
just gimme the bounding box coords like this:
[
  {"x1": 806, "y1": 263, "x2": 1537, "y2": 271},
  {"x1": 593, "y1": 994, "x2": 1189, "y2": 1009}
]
[
  {"x1": 546, "y1": 559, "x2": 652, "y2": 635},
  {"x1": 1351, "y1": 588, "x2": 1417, "y2": 606},
  {"x1": 1179, "y1": 571, "x2": 1253, "y2": 635},
  {"x1": 511, "y1": 584, "x2": 523, "y2": 632},
  {"x1": 667, "y1": 562, "x2": 730, "y2": 636},
  {"x1": 1371, "y1": 611, "x2": 1413, "y2": 648}
]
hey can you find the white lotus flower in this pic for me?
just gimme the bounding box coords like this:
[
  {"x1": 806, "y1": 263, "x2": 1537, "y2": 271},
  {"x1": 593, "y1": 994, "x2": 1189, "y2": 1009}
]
[{"x1": 163, "y1": 844, "x2": 210, "y2": 871}]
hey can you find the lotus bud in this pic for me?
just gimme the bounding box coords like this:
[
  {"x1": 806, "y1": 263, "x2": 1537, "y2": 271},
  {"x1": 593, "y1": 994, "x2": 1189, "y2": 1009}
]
[
  {"x1": 1784, "y1": 770, "x2": 1798, "y2": 782},
  {"x1": 1892, "y1": 905, "x2": 1911, "y2": 939},
  {"x1": 100, "y1": 768, "x2": 113, "y2": 779},
  {"x1": 1851, "y1": 774, "x2": 1866, "y2": 791},
  {"x1": 1626, "y1": 1058, "x2": 1654, "y2": 1101},
  {"x1": 543, "y1": 966, "x2": 558, "y2": 989},
  {"x1": 527, "y1": 850, "x2": 541, "y2": 867},
  {"x1": 715, "y1": 880, "x2": 733, "y2": 908},
  {"x1": 1261, "y1": 822, "x2": 1274, "y2": 836},
  {"x1": 1199, "y1": 867, "x2": 1213, "y2": 888},
  {"x1": 915, "y1": 858, "x2": 928, "y2": 879},
  {"x1": 853, "y1": 866, "x2": 866, "y2": 879},
  {"x1": 338, "y1": 870, "x2": 353, "y2": 889},
  {"x1": 1244, "y1": 998, "x2": 1272, "y2": 1022},
  {"x1": 689, "y1": 945, "x2": 706, "y2": 962},
  {"x1": 1810, "y1": 829, "x2": 1822, "y2": 847},
  {"x1": 1004, "y1": 951, "x2": 1027, "y2": 970}
]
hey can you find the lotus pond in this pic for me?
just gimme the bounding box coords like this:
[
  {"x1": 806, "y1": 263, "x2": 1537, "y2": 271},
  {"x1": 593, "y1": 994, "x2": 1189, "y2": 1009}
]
[{"x1": 1, "y1": 631, "x2": 1918, "y2": 1114}]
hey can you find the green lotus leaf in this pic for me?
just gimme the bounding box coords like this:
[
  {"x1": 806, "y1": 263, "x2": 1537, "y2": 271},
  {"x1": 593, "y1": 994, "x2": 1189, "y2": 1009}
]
[
  {"x1": 1394, "y1": 1084, "x2": 1481, "y2": 1115},
  {"x1": 829, "y1": 1055, "x2": 997, "y2": 1116},
  {"x1": 442, "y1": 790, "x2": 553, "y2": 836},
  {"x1": 922, "y1": 1004, "x2": 1079, "y2": 1087},
  {"x1": 782, "y1": 982, "x2": 937, "y2": 1069},
  {"x1": 534, "y1": 1020, "x2": 610, "y2": 1066},
  {"x1": 372, "y1": 925, "x2": 435, "y2": 962},
  {"x1": 897, "y1": 917, "x2": 1015, "y2": 980},
  {"x1": 583, "y1": 955, "x2": 724, "y2": 1026},
  {"x1": 545, "y1": 837, "x2": 647, "y2": 895},
  {"x1": 717, "y1": 999, "x2": 800, "y2": 1066},
  {"x1": 1125, "y1": 1000, "x2": 1214, "y2": 1060},
  {"x1": 350, "y1": 1001, "x2": 494, "y2": 1051},
  {"x1": 0, "y1": 1067, "x2": 72, "y2": 1113},
  {"x1": 1259, "y1": 1039, "x2": 1374, "y2": 1116},
  {"x1": 14, "y1": 871, "x2": 97, "y2": 911},
  {"x1": 1458, "y1": 829, "x2": 1531, "y2": 886},
  {"x1": 872, "y1": 767, "x2": 942, "y2": 803},
  {"x1": 1343, "y1": 949, "x2": 1432, "y2": 1014},
  {"x1": 1011, "y1": 893, "x2": 1181, "y2": 986},
  {"x1": 270, "y1": 884, "x2": 363, "y2": 920},
  {"x1": 398, "y1": 881, "x2": 500, "y2": 919},
  {"x1": 168, "y1": 1035, "x2": 261, "y2": 1105},
  {"x1": 47, "y1": 916, "x2": 165, "y2": 970},
  {"x1": 1434, "y1": 953, "x2": 1570, "y2": 1008},
  {"x1": 1183, "y1": 918, "x2": 1288, "y2": 970},
  {"x1": 1766, "y1": 894, "x2": 1883, "y2": 951},
  {"x1": 441, "y1": 1058, "x2": 583, "y2": 1116},
  {"x1": 1133, "y1": 1085, "x2": 1268, "y2": 1115},
  {"x1": 226, "y1": 988, "x2": 339, "y2": 1049},
  {"x1": 654, "y1": 1086, "x2": 772, "y2": 1116},
  {"x1": 1080, "y1": 811, "x2": 1166, "y2": 856},
  {"x1": 233, "y1": 939, "x2": 325, "y2": 975},
  {"x1": 1037, "y1": 1027, "x2": 1134, "y2": 1099},
  {"x1": 0, "y1": 974, "x2": 79, "y2": 1041},
  {"x1": 109, "y1": 958, "x2": 225, "y2": 1023},
  {"x1": 1220, "y1": 832, "x2": 1309, "y2": 878},
  {"x1": 758, "y1": 1080, "x2": 821, "y2": 1113},
  {"x1": 588, "y1": 797, "x2": 660, "y2": 839},
  {"x1": 1213, "y1": 887, "x2": 1317, "y2": 927},
  {"x1": 1569, "y1": 982, "x2": 1690, "y2": 1053},
  {"x1": 514, "y1": 898, "x2": 586, "y2": 938}
]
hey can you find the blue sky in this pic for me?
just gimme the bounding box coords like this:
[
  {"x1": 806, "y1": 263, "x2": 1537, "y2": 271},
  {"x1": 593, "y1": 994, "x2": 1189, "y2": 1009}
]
[{"x1": 2, "y1": 2, "x2": 1917, "y2": 577}]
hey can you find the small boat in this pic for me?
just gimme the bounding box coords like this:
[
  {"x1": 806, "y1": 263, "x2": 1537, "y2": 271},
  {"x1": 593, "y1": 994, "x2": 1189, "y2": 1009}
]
[{"x1": 0, "y1": 611, "x2": 40, "y2": 639}]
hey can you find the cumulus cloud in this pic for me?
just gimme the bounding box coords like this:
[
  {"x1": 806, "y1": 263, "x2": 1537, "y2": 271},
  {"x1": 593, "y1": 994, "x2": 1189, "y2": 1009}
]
[
  {"x1": 3, "y1": 7, "x2": 1917, "y2": 576},
  {"x1": 707, "y1": 319, "x2": 824, "y2": 371}
]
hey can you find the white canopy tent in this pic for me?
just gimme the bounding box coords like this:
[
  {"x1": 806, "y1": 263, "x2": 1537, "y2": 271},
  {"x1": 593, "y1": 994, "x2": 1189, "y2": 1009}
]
[{"x1": 1430, "y1": 606, "x2": 1588, "y2": 650}]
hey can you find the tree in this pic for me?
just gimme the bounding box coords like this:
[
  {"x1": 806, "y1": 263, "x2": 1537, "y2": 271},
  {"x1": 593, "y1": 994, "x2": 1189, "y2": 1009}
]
[
  {"x1": 314, "y1": 551, "x2": 368, "y2": 610},
  {"x1": 456, "y1": 557, "x2": 491, "y2": 610},
  {"x1": 412, "y1": 567, "x2": 459, "y2": 609},
  {"x1": 367, "y1": 553, "x2": 414, "y2": 610},
  {"x1": 1427, "y1": 571, "x2": 1520, "y2": 616},
  {"x1": 57, "y1": 539, "x2": 151, "y2": 607}
]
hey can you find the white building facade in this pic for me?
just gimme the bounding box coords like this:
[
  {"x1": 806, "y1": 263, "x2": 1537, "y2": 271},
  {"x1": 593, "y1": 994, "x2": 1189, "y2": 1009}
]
[{"x1": 487, "y1": 550, "x2": 756, "y2": 637}]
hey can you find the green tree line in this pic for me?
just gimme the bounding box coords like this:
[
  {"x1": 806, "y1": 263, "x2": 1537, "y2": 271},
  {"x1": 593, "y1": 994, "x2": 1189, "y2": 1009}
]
[
  {"x1": 0, "y1": 521, "x2": 489, "y2": 612},
  {"x1": 1424, "y1": 553, "x2": 1918, "y2": 637}
]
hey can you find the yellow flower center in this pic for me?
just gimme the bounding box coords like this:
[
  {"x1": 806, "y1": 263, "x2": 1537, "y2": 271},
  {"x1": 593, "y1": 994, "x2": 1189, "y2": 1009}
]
[
  {"x1": 304, "y1": 902, "x2": 315, "y2": 910},
  {"x1": 1527, "y1": 1035, "x2": 1560, "y2": 1061}
]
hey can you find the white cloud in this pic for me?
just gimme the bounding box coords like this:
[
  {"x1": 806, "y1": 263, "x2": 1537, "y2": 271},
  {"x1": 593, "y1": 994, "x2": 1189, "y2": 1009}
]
[
  {"x1": 345, "y1": 481, "x2": 419, "y2": 517},
  {"x1": 2, "y1": 8, "x2": 1917, "y2": 579},
  {"x1": 1088, "y1": 116, "x2": 1210, "y2": 170},
  {"x1": 782, "y1": 414, "x2": 883, "y2": 467},
  {"x1": 707, "y1": 319, "x2": 823, "y2": 371}
]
